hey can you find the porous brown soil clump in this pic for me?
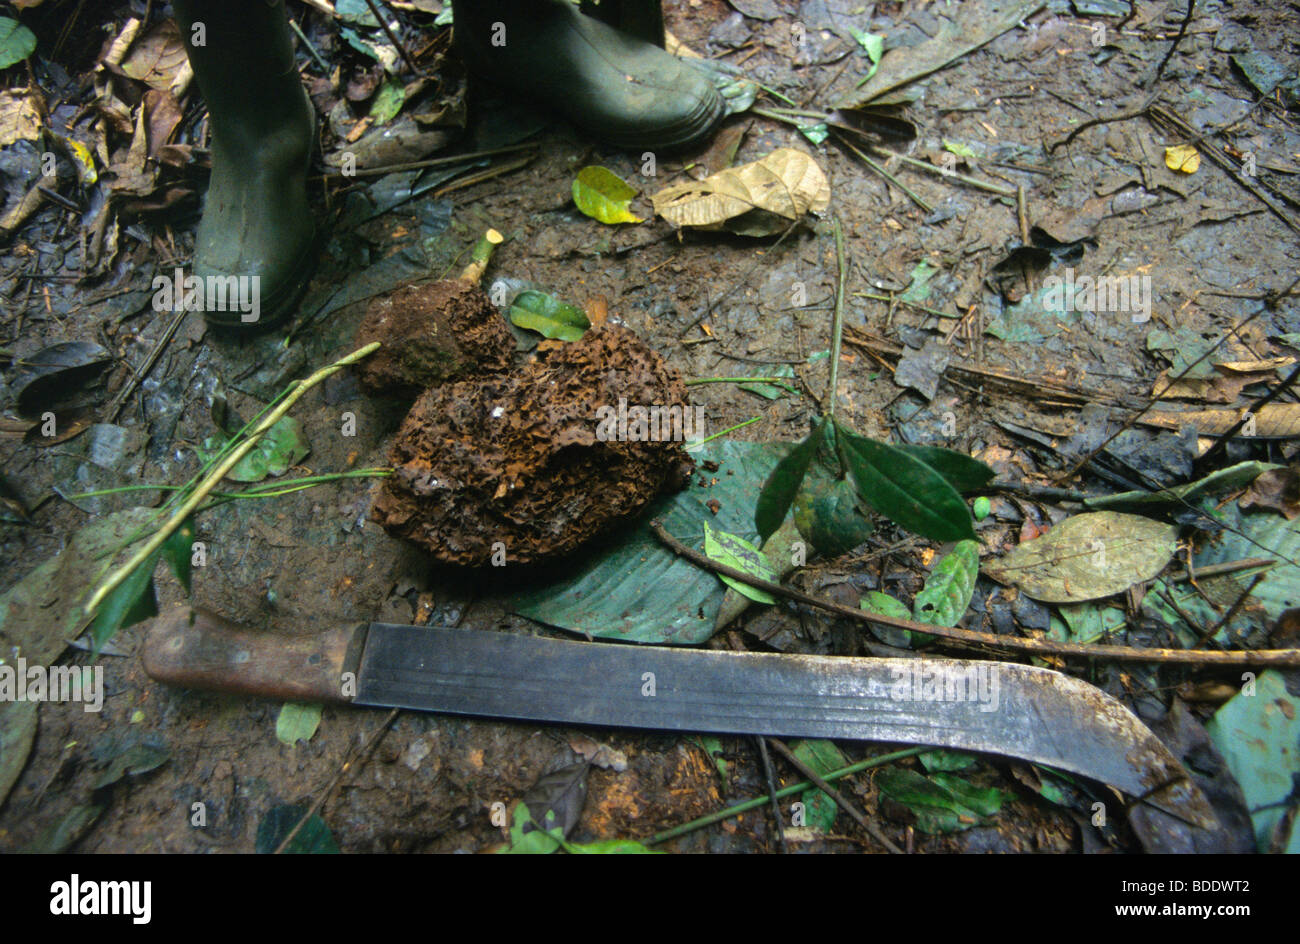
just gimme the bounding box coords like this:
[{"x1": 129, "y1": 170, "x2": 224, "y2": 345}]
[
  {"x1": 354, "y1": 281, "x2": 514, "y2": 398},
  {"x1": 372, "y1": 325, "x2": 696, "y2": 566}
]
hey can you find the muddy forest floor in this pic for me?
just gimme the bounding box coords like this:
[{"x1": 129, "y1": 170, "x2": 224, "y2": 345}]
[{"x1": 1, "y1": 0, "x2": 1298, "y2": 854}]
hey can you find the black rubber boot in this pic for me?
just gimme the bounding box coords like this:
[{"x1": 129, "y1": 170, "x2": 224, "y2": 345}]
[
  {"x1": 173, "y1": 0, "x2": 316, "y2": 329},
  {"x1": 453, "y1": 0, "x2": 723, "y2": 152}
]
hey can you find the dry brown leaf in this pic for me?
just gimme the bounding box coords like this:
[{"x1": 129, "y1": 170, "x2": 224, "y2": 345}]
[
  {"x1": 0, "y1": 88, "x2": 44, "y2": 148},
  {"x1": 1140, "y1": 403, "x2": 1300, "y2": 437},
  {"x1": 102, "y1": 18, "x2": 142, "y2": 69},
  {"x1": 1216, "y1": 357, "x2": 1295, "y2": 373},
  {"x1": 1238, "y1": 467, "x2": 1300, "y2": 519},
  {"x1": 120, "y1": 20, "x2": 190, "y2": 91},
  {"x1": 651, "y1": 147, "x2": 830, "y2": 230},
  {"x1": 143, "y1": 88, "x2": 183, "y2": 158}
]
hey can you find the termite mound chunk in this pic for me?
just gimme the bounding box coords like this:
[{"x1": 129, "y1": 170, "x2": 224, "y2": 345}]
[
  {"x1": 372, "y1": 325, "x2": 696, "y2": 566},
  {"x1": 354, "y1": 281, "x2": 513, "y2": 399}
]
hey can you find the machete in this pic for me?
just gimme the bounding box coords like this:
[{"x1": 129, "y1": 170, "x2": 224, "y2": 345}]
[{"x1": 141, "y1": 607, "x2": 1217, "y2": 829}]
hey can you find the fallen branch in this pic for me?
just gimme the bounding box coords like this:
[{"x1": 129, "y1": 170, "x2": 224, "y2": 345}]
[
  {"x1": 650, "y1": 521, "x2": 1300, "y2": 666},
  {"x1": 84, "y1": 342, "x2": 381, "y2": 616}
]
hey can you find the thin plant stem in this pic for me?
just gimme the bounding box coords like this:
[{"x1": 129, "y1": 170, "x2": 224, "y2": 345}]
[
  {"x1": 647, "y1": 747, "x2": 926, "y2": 845},
  {"x1": 83, "y1": 343, "x2": 381, "y2": 616},
  {"x1": 689, "y1": 416, "x2": 761, "y2": 447}
]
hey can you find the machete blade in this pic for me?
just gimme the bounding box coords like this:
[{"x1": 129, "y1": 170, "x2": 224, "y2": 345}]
[{"x1": 354, "y1": 623, "x2": 1216, "y2": 829}]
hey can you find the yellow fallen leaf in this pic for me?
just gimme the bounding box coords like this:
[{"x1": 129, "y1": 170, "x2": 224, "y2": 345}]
[
  {"x1": 651, "y1": 148, "x2": 830, "y2": 233},
  {"x1": 1165, "y1": 144, "x2": 1200, "y2": 174}
]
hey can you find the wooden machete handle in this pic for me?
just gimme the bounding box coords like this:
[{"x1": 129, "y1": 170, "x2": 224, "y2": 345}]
[{"x1": 141, "y1": 606, "x2": 364, "y2": 704}]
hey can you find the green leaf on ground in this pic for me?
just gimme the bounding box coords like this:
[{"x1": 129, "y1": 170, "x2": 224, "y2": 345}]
[
  {"x1": 509, "y1": 289, "x2": 590, "y2": 342},
  {"x1": 876, "y1": 767, "x2": 1005, "y2": 833},
  {"x1": 862, "y1": 590, "x2": 913, "y2": 647},
  {"x1": 703, "y1": 522, "x2": 778, "y2": 604},
  {"x1": 572, "y1": 166, "x2": 643, "y2": 224},
  {"x1": 838, "y1": 428, "x2": 975, "y2": 542},
  {"x1": 368, "y1": 78, "x2": 405, "y2": 125},
  {"x1": 755, "y1": 419, "x2": 827, "y2": 540},
  {"x1": 982, "y1": 511, "x2": 1177, "y2": 603},
  {"x1": 919, "y1": 750, "x2": 976, "y2": 773},
  {"x1": 794, "y1": 476, "x2": 874, "y2": 557},
  {"x1": 276, "y1": 702, "x2": 323, "y2": 746},
  {"x1": 848, "y1": 26, "x2": 884, "y2": 82},
  {"x1": 513, "y1": 440, "x2": 785, "y2": 644},
  {"x1": 792, "y1": 739, "x2": 848, "y2": 832},
  {"x1": 1206, "y1": 671, "x2": 1300, "y2": 853},
  {"x1": 1083, "y1": 461, "x2": 1278, "y2": 513},
  {"x1": 226, "y1": 416, "x2": 311, "y2": 482},
  {"x1": 256, "y1": 803, "x2": 340, "y2": 853},
  {"x1": 913, "y1": 539, "x2": 980, "y2": 628},
  {"x1": 0, "y1": 18, "x2": 37, "y2": 69},
  {"x1": 0, "y1": 506, "x2": 160, "y2": 667},
  {"x1": 738, "y1": 364, "x2": 797, "y2": 400},
  {"x1": 899, "y1": 261, "x2": 938, "y2": 305},
  {"x1": 92, "y1": 741, "x2": 170, "y2": 789}
]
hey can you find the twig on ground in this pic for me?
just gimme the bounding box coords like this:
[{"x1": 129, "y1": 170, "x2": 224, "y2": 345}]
[
  {"x1": 274, "y1": 707, "x2": 400, "y2": 854},
  {"x1": 1147, "y1": 0, "x2": 1195, "y2": 88},
  {"x1": 84, "y1": 342, "x2": 381, "y2": 616},
  {"x1": 649, "y1": 520, "x2": 1300, "y2": 666},
  {"x1": 768, "y1": 737, "x2": 904, "y2": 854}
]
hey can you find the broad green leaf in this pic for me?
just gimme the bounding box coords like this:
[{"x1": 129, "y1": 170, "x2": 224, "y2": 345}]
[
  {"x1": 369, "y1": 78, "x2": 405, "y2": 125},
  {"x1": 930, "y1": 773, "x2": 1005, "y2": 818},
  {"x1": 1049, "y1": 601, "x2": 1126, "y2": 645},
  {"x1": 1206, "y1": 672, "x2": 1300, "y2": 853},
  {"x1": 509, "y1": 289, "x2": 590, "y2": 342},
  {"x1": 513, "y1": 440, "x2": 785, "y2": 644},
  {"x1": 256, "y1": 803, "x2": 340, "y2": 853},
  {"x1": 1083, "y1": 460, "x2": 1279, "y2": 513},
  {"x1": 1188, "y1": 501, "x2": 1300, "y2": 621},
  {"x1": 755, "y1": 419, "x2": 826, "y2": 540},
  {"x1": 90, "y1": 548, "x2": 159, "y2": 654},
  {"x1": 276, "y1": 702, "x2": 323, "y2": 746},
  {"x1": 943, "y1": 140, "x2": 977, "y2": 159},
  {"x1": 225, "y1": 416, "x2": 311, "y2": 483},
  {"x1": 912, "y1": 539, "x2": 980, "y2": 629},
  {"x1": 572, "y1": 166, "x2": 643, "y2": 224},
  {"x1": 894, "y1": 444, "x2": 995, "y2": 494},
  {"x1": 792, "y1": 739, "x2": 848, "y2": 832},
  {"x1": 162, "y1": 516, "x2": 195, "y2": 594},
  {"x1": 704, "y1": 522, "x2": 778, "y2": 604},
  {"x1": 794, "y1": 476, "x2": 873, "y2": 556},
  {"x1": 982, "y1": 512, "x2": 1177, "y2": 603},
  {"x1": 861, "y1": 590, "x2": 913, "y2": 648},
  {"x1": 837, "y1": 428, "x2": 975, "y2": 542},
  {"x1": 0, "y1": 18, "x2": 36, "y2": 69},
  {"x1": 876, "y1": 767, "x2": 1005, "y2": 833}
]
